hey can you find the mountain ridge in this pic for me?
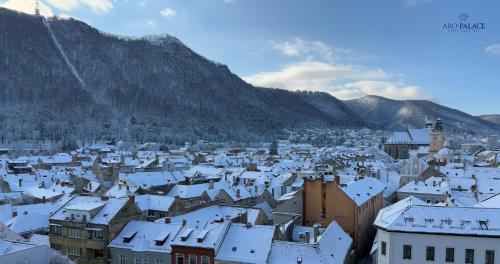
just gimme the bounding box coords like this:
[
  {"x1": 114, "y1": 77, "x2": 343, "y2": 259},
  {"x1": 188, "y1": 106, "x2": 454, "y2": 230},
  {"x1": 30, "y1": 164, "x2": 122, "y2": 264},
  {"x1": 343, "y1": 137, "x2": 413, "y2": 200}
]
[{"x1": 0, "y1": 8, "x2": 497, "y2": 144}]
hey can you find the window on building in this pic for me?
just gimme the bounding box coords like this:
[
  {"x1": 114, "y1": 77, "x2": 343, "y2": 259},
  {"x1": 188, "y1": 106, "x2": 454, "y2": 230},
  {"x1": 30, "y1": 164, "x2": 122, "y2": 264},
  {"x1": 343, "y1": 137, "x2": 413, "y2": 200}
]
[
  {"x1": 381, "y1": 241, "x2": 386, "y2": 256},
  {"x1": 94, "y1": 249, "x2": 104, "y2": 257},
  {"x1": 51, "y1": 225, "x2": 62, "y2": 235},
  {"x1": 68, "y1": 246, "x2": 81, "y2": 256},
  {"x1": 67, "y1": 228, "x2": 81, "y2": 238},
  {"x1": 465, "y1": 249, "x2": 474, "y2": 264},
  {"x1": 486, "y1": 250, "x2": 495, "y2": 264},
  {"x1": 176, "y1": 253, "x2": 184, "y2": 264},
  {"x1": 403, "y1": 245, "x2": 412, "y2": 260},
  {"x1": 201, "y1": 256, "x2": 210, "y2": 264},
  {"x1": 82, "y1": 215, "x2": 87, "y2": 222},
  {"x1": 93, "y1": 230, "x2": 103, "y2": 239},
  {"x1": 120, "y1": 255, "x2": 127, "y2": 264},
  {"x1": 426, "y1": 246, "x2": 435, "y2": 261},
  {"x1": 155, "y1": 259, "x2": 167, "y2": 264},
  {"x1": 135, "y1": 257, "x2": 149, "y2": 264},
  {"x1": 446, "y1": 248, "x2": 454, "y2": 262},
  {"x1": 148, "y1": 211, "x2": 155, "y2": 217},
  {"x1": 189, "y1": 254, "x2": 197, "y2": 264}
]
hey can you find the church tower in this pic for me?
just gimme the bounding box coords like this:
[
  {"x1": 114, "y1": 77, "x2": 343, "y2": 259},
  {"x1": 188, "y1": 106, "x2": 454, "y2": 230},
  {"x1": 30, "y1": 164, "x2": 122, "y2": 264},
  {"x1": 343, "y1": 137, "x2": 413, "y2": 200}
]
[{"x1": 429, "y1": 118, "x2": 445, "y2": 155}]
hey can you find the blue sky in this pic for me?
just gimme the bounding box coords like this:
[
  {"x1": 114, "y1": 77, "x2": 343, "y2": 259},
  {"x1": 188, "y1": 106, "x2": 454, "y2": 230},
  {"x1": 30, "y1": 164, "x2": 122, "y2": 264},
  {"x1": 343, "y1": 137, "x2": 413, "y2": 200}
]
[{"x1": 2, "y1": 0, "x2": 499, "y2": 115}]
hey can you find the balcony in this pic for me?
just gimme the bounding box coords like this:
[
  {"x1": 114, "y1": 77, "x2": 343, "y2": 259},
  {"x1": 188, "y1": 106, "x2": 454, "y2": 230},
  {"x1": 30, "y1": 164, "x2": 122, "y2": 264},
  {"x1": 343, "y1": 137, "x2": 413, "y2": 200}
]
[{"x1": 86, "y1": 239, "x2": 107, "y2": 250}]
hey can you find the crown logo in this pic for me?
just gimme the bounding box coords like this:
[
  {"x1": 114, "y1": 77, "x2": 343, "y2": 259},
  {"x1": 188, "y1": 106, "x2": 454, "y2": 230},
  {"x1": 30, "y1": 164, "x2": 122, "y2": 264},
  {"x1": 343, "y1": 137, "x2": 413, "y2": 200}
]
[{"x1": 459, "y1": 13, "x2": 469, "y2": 22}]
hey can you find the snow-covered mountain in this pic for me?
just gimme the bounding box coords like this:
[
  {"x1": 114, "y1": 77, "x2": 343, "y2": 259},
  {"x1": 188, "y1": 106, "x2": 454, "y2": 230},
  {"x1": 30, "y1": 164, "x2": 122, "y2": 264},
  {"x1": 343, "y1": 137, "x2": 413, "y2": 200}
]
[
  {"x1": 0, "y1": 8, "x2": 497, "y2": 143},
  {"x1": 479, "y1": 115, "x2": 500, "y2": 126},
  {"x1": 0, "y1": 8, "x2": 365, "y2": 143},
  {"x1": 345, "y1": 95, "x2": 499, "y2": 132}
]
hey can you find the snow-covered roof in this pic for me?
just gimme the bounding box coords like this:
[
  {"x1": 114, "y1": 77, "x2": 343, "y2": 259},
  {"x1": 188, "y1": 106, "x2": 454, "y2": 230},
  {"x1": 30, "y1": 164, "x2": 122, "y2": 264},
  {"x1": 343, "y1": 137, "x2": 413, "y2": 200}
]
[
  {"x1": 50, "y1": 196, "x2": 130, "y2": 225},
  {"x1": 6, "y1": 213, "x2": 48, "y2": 234},
  {"x1": 120, "y1": 171, "x2": 182, "y2": 189},
  {"x1": 159, "y1": 205, "x2": 263, "y2": 228},
  {"x1": 475, "y1": 193, "x2": 500, "y2": 208},
  {"x1": 109, "y1": 220, "x2": 182, "y2": 253},
  {"x1": 386, "y1": 129, "x2": 430, "y2": 145},
  {"x1": 216, "y1": 223, "x2": 275, "y2": 264},
  {"x1": 398, "y1": 176, "x2": 450, "y2": 196},
  {"x1": 375, "y1": 200, "x2": 500, "y2": 237},
  {"x1": 105, "y1": 184, "x2": 138, "y2": 198},
  {"x1": 135, "y1": 195, "x2": 175, "y2": 212},
  {"x1": 341, "y1": 177, "x2": 385, "y2": 206},
  {"x1": 0, "y1": 239, "x2": 42, "y2": 256},
  {"x1": 171, "y1": 221, "x2": 229, "y2": 250}
]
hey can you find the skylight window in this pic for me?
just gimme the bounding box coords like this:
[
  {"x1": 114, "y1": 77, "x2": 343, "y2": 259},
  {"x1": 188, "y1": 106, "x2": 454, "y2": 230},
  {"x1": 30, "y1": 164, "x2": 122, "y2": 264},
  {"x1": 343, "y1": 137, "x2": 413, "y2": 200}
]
[{"x1": 479, "y1": 220, "x2": 488, "y2": 230}]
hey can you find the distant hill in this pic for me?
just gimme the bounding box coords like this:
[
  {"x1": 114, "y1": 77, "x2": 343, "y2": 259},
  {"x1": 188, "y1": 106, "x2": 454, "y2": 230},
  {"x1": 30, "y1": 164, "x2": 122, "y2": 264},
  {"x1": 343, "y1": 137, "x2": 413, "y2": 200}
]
[
  {"x1": 344, "y1": 95, "x2": 499, "y2": 133},
  {"x1": 479, "y1": 115, "x2": 500, "y2": 126}
]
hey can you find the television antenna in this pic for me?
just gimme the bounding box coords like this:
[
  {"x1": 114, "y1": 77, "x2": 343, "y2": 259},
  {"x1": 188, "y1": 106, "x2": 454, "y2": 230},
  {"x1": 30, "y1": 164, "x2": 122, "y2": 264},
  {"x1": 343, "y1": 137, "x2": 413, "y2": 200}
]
[{"x1": 34, "y1": 0, "x2": 40, "y2": 16}]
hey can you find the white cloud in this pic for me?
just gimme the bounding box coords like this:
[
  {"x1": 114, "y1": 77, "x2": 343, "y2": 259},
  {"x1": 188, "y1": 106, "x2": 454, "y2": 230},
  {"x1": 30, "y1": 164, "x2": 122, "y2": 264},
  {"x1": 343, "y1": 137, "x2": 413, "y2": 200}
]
[
  {"x1": 331, "y1": 81, "x2": 433, "y2": 100},
  {"x1": 244, "y1": 61, "x2": 390, "y2": 92},
  {"x1": 223, "y1": 0, "x2": 238, "y2": 3},
  {"x1": 404, "y1": 0, "x2": 431, "y2": 7},
  {"x1": 485, "y1": 44, "x2": 500, "y2": 56},
  {"x1": 270, "y1": 38, "x2": 373, "y2": 62},
  {"x1": 1, "y1": 0, "x2": 113, "y2": 14},
  {"x1": 147, "y1": 20, "x2": 155, "y2": 27},
  {"x1": 45, "y1": 0, "x2": 113, "y2": 13},
  {"x1": 247, "y1": 36, "x2": 430, "y2": 101},
  {"x1": 271, "y1": 38, "x2": 333, "y2": 59},
  {"x1": 244, "y1": 60, "x2": 431, "y2": 101},
  {"x1": 160, "y1": 7, "x2": 177, "y2": 18},
  {"x1": 1, "y1": 0, "x2": 53, "y2": 16}
]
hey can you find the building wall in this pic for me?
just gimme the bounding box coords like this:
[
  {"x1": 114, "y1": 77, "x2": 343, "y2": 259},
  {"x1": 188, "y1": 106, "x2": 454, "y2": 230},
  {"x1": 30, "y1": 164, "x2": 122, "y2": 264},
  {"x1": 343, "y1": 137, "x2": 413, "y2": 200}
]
[
  {"x1": 377, "y1": 229, "x2": 500, "y2": 264},
  {"x1": 171, "y1": 246, "x2": 214, "y2": 264},
  {"x1": 304, "y1": 179, "x2": 384, "y2": 257},
  {"x1": 429, "y1": 132, "x2": 445, "y2": 155},
  {"x1": 303, "y1": 179, "x2": 324, "y2": 226},
  {"x1": 109, "y1": 247, "x2": 171, "y2": 264},
  {"x1": 272, "y1": 190, "x2": 303, "y2": 224},
  {"x1": 49, "y1": 198, "x2": 141, "y2": 264}
]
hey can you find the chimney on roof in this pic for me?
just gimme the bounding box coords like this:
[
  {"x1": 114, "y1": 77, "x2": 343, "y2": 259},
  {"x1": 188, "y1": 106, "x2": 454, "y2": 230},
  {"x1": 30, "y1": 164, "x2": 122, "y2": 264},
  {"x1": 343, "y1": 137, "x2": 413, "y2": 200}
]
[
  {"x1": 236, "y1": 188, "x2": 240, "y2": 197},
  {"x1": 313, "y1": 223, "x2": 321, "y2": 243},
  {"x1": 126, "y1": 185, "x2": 130, "y2": 191},
  {"x1": 182, "y1": 219, "x2": 187, "y2": 227},
  {"x1": 12, "y1": 210, "x2": 17, "y2": 218},
  {"x1": 118, "y1": 184, "x2": 122, "y2": 190},
  {"x1": 305, "y1": 232, "x2": 310, "y2": 243},
  {"x1": 42, "y1": 196, "x2": 46, "y2": 203},
  {"x1": 101, "y1": 196, "x2": 109, "y2": 201},
  {"x1": 18, "y1": 179, "x2": 22, "y2": 187},
  {"x1": 334, "y1": 175, "x2": 340, "y2": 185},
  {"x1": 208, "y1": 180, "x2": 214, "y2": 190},
  {"x1": 271, "y1": 188, "x2": 275, "y2": 197},
  {"x1": 129, "y1": 195, "x2": 135, "y2": 204},
  {"x1": 165, "y1": 217, "x2": 171, "y2": 224}
]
